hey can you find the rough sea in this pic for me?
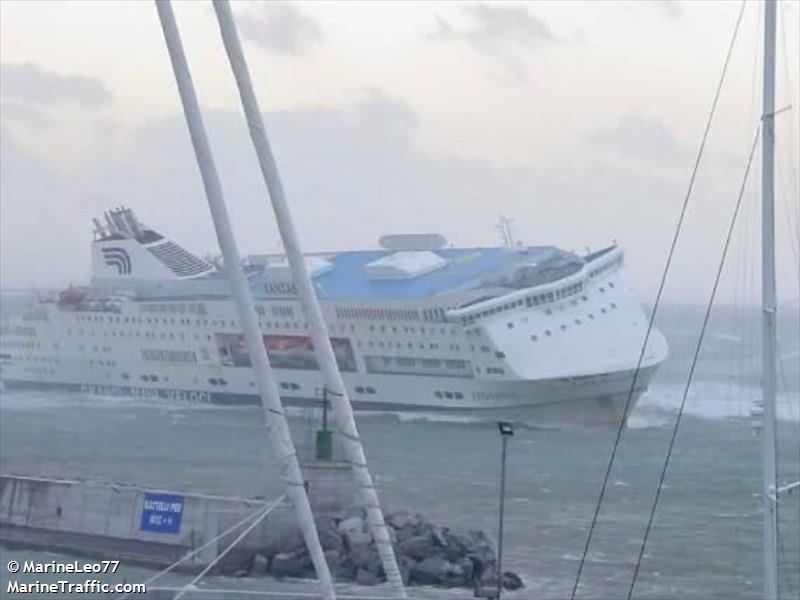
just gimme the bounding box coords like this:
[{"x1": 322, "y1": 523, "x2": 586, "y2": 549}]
[{"x1": 1, "y1": 300, "x2": 798, "y2": 599}]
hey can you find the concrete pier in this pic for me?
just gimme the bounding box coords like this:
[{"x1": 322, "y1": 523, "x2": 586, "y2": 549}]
[{"x1": 0, "y1": 462, "x2": 354, "y2": 572}]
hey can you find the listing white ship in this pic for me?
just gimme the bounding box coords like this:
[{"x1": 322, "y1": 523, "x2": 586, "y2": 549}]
[{"x1": 0, "y1": 208, "x2": 667, "y2": 423}]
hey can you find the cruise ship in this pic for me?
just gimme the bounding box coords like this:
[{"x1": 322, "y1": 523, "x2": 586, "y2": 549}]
[{"x1": 0, "y1": 208, "x2": 668, "y2": 423}]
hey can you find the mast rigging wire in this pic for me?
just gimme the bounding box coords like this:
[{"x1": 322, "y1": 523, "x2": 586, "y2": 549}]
[
  {"x1": 568, "y1": 2, "x2": 747, "y2": 596},
  {"x1": 627, "y1": 125, "x2": 762, "y2": 599}
]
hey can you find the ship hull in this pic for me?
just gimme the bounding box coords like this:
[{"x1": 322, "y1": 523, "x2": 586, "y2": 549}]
[{"x1": 1, "y1": 364, "x2": 658, "y2": 426}]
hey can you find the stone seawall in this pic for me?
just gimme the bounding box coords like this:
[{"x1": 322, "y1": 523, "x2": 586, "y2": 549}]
[{"x1": 0, "y1": 463, "x2": 353, "y2": 572}]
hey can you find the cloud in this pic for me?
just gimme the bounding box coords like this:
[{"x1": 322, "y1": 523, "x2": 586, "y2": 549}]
[
  {"x1": 646, "y1": 0, "x2": 685, "y2": 21},
  {"x1": 237, "y1": 2, "x2": 322, "y2": 55},
  {"x1": 589, "y1": 113, "x2": 686, "y2": 166},
  {"x1": 428, "y1": 2, "x2": 558, "y2": 79},
  {"x1": 0, "y1": 63, "x2": 112, "y2": 110},
  {"x1": 3, "y1": 91, "x2": 776, "y2": 305}
]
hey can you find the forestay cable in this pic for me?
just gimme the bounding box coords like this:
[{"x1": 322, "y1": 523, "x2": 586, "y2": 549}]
[
  {"x1": 568, "y1": 3, "x2": 747, "y2": 597},
  {"x1": 627, "y1": 125, "x2": 762, "y2": 599}
]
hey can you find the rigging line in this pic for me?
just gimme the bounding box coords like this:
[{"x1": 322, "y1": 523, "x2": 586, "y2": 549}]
[
  {"x1": 567, "y1": 2, "x2": 747, "y2": 597},
  {"x1": 627, "y1": 125, "x2": 761, "y2": 600}
]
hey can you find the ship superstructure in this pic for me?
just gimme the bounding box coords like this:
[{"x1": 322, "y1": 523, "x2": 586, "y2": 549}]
[{"x1": 0, "y1": 208, "x2": 668, "y2": 423}]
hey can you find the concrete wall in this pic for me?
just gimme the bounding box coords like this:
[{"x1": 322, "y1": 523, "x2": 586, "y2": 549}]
[{"x1": 0, "y1": 461, "x2": 354, "y2": 571}]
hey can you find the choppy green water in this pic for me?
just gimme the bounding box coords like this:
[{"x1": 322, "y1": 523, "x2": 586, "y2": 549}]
[{"x1": 1, "y1": 386, "x2": 798, "y2": 599}]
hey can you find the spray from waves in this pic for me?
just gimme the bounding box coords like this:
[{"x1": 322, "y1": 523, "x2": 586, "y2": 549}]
[{"x1": 635, "y1": 382, "x2": 799, "y2": 423}]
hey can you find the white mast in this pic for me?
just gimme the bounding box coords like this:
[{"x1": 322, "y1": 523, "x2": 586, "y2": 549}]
[
  {"x1": 761, "y1": 1, "x2": 779, "y2": 599},
  {"x1": 210, "y1": 2, "x2": 407, "y2": 595},
  {"x1": 153, "y1": 3, "x2": 335, "y2": 598}
]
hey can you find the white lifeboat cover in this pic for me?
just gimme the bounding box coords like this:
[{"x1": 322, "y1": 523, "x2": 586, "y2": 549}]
[
  {"x1": 264, "y1": 256, "x2": 333, "y2": 279},
  {"x1": 365, "y1": 251, "x2": 448, "y2": 280}
]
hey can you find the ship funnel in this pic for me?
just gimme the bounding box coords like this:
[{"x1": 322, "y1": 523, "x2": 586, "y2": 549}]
[
  {"x1": 104, "y1": 212, "x2": 118, "y2": 234},
  {"x1": 92, "y1": 218, "x2": 106, "y2": 238},
  {"x1": 121, "y1": 208, "x2": 142, "y2": 238},
  {"x1": 110, "y1": 209, "x2": 131, "y2": 237}
]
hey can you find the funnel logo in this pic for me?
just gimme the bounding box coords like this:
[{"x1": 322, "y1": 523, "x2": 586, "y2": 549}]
[{"x1": 102, "y1": 247, "x2": 132, "y2": 275}]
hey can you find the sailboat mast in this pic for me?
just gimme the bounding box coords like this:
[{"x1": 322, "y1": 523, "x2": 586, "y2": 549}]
[{"x1": 761, "y1": 1, "x2": 779, "y2": 598}]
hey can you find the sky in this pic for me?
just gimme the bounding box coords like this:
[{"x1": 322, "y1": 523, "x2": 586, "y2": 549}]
[{"x1": 0, "y1": 0, "x2": 798, "y2": 307}]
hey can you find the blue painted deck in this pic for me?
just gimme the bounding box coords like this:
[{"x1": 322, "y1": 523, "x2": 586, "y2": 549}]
[{"x1": 310, "y1": 247, "x2": 550, "y2": 300}]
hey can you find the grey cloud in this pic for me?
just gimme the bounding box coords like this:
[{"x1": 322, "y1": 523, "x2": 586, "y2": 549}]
[
  {"x1": 428, "y1": 2, "x2": 557, "y2": 80},
  {"x1": 1, "y1": 90, "x2": 684, "y2": 292},
  {"x1": 0, "y1": 63, "x2": 112, "y2": 110},
  {"x1": 589, "y1": 113, "x2": 686, "y2": 166},
  {"x1": 5, "y1": 91, "x2": 767, "y2": 305},
  {"x1": 237, "y1": 2, "x2": 322, "y2": 55},
  {"x1": 646, "y1": 0, "x2": 685, "y2": 21},
  {"x1": 431, "y1": 2, "x2": 557, "y2": 46}
]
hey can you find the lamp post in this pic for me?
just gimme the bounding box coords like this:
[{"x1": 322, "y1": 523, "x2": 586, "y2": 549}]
[
  {"x1": 314, "y1": 386, "x2": 333, "y2": 461},
  {"x1": 496, "y1": 421, "x2": 514, "y2": 599}
]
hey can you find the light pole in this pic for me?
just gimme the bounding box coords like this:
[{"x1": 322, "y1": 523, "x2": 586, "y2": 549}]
[
  {"x1": 314, "y1": 385, "x2": 333, "y2": 461},
  {"x1": 496, "y1": 421, "x2": 514, "y2": 599}
]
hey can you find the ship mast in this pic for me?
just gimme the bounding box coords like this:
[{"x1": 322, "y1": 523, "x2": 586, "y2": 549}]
[
  {"x1": 760, "y1": 1, "x2": 779, "y2": 598},
  {"x1": 154, "y1": 2, "x2": 335, "y2": 598}
]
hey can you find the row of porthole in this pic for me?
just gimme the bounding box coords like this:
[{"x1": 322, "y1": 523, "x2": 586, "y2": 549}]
[
  {"x1": 530, "y1": 302, "x2": 618, "y2": 341},
  {"x1": 280, "y1": 382, "x2": 300, "y2": 391},
  {"x1": 209, "y1": 378, "x2": 228, "y2": 386},
  {"x1": 434, "y1": 390, "x2": 464, "y2": 400},
  {"x1": 354, "y1": 386, "x2": 376, "y2": 395}
]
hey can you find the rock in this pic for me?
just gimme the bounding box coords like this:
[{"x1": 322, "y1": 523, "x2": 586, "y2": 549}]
[
  {"x1": 324, "y1": 550, "x2": 355, "y2": 582},
  {"x1": 318, "y1": 529, "x2": 344, "y2": 553},
  {"x1": 338, "y1": 515, "x2": 364, "y2": 535},
  {"x1": 395, "y1": 525, "x2": 419, "y2": 544},
  {"x1": 502, "y1": 571, "x2": 524, "y2": 591},
  {"x1": 343, "y1": 505, "x2": 366, "y2": 520},
  {"x1": 270, "y1": 552, "x2": 309, "y2": 578},
  {"x1": 348, "y1": 542, "x2": 376, "y2": 570},
  {"x1": 457, "y1": 557, "x2": 474, "y2": 584},
  {"x1": 251, "y1": 553, "x2": 269, "y2": 576},
  {"x1": 431, "y1": 526, "x2": 449, "y2": 547},
  {"x1": 315, "y1": 515, "x2": 339, "y2": 534},
  {"x1": 399, "y1": 533, "x2": 440, "y2": 561},
  {"x1": 397, "y1": 555, "x2": 414, "y2": 585},
  {"x1": 387, "y1": 510, "x2": 417, "y2": 530},
  {"x1": 410, "y1": 556, "x2": 451, "y2": 586},
  {"x1": 355, "y1": 567, "x2": 382, "y2": 586},
  {"x1": 343, "y1": 529, "x2": 372, "y2": 548},
  {"x1": 387, "y1": 526, "x2": 398, "y2": 544}
]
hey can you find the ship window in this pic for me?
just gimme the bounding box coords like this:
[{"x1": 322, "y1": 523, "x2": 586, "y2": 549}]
[
  {"x1": 588, "y1": 314, "x2": 595, "y2": 319},
  {"x1": 599, "y1": 287, "x2": 605, "y2": 293},
  {"x1": 611, "y1": 302, "x2": 617, "y2": 309},
  {"x1": 560, "y1": 324, "x2": 567, "y2": 331},
  {"x1": 545, "y1": 330, "x2": 552, "y2": 336},
  {"x1": 507, "y1": 322, "x2": 513, "y2": 329},
  {"x1": 531, "y1": 335, "x2": 538, "y2": 341},
  {"x1": 495, "y1": 351, "x2": 505, "y2": 359},
  {"x1": 219, "y1": 379, "x2": 228, "y2": 386},
  {"x1": 280, "y1": 382, "x2": 290, "y2": 390},
  {"x1": 434, "y1": 391, "x2": 443, "y2": 399},
  {"x1": 444, "y1": 392, "x2": 453, "y2": 399},
  {"x1": 290, "y1": 383, "x2": 299, "y2": 390},
  {"x1": 366, "y1": 387, "x2": 375, "y2": 394},
  {"x1": 575, "y1": 319, "x2": 582, "y2": 325},
  {"x1": 355, "y1": 386, "x2": 365, "y2": 393},
  {"x1": 601, "y1": 308, "x2": 607, "y2": 314},
  {"x1": 454, "y1": 392, "x2": 463, "y2": 399},
  {"x1": 121, "y1": 373, "x2": 130, "y2": 380},
  {"x1": 609, "y1": 282, "x2": 615, "y2": 288}
]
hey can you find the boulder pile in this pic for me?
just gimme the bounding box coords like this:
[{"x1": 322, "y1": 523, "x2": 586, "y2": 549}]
[{"x1": 226, "y1": 508, "x2": 524, "y2": 591}]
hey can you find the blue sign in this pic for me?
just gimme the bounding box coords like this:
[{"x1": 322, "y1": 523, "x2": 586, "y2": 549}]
[{"x1": 140, "y1": 493, "x2": 184, "y2": 534}]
